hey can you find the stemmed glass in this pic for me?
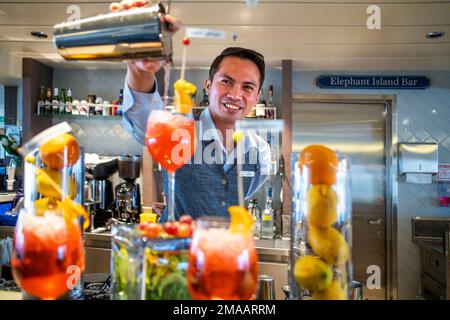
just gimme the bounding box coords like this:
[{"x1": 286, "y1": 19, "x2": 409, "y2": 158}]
[{"x1": 145, "y1": 96, "x2": 196, "y2": 221}]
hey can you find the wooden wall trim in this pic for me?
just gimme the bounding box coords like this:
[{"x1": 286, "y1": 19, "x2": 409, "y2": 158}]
[
  {"x1": 22, "y1": 58, "x2": 53, "y2": 143},
  {"x1": 281, "y1": 60, "x2": 292, "y2": 217},
  {"x1": 4, "y1": 86, "x2": 18, "y2": 125}
]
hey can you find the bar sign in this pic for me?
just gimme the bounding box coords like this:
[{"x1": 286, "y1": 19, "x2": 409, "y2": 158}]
[{"x1": 317, "y1": 75, "x2": 430, "y2": 89}]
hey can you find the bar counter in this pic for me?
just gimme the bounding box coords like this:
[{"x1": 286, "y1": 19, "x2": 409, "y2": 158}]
[{"x1": 0, "y1": 225, "x2": 290, "y2": 299}]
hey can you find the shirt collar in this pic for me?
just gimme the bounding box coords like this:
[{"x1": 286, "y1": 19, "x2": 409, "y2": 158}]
[{"x1": 198, "y1": 108, "x2": 258, "y2": 154}]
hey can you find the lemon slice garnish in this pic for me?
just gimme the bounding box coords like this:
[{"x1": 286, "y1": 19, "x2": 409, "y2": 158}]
[{"x1": 174, "y1": 79, "x2": 197, "y2": 114}]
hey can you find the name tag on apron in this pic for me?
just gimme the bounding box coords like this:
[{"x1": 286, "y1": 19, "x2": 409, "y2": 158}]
[{"x1": 240, "y1": 171, "x2": 255, "y2": 178}]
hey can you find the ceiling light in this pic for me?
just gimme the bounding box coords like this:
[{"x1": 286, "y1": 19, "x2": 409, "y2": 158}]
[
  {"x1": 246, "y1": 0, "x2": 259, "y2": 7},
  {"x1": 426, "y1": 31, "x2": 445, "y2": 39},
  {"x1": 30, "y1": 31, "x2": 48, "y2": 39}
]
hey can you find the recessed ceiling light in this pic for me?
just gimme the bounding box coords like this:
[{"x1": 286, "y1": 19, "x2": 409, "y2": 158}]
[
  {"x1": 30, "y1": 31, "x2": 48, "y2": 39},
  {"x1": 246, "y1": 0, "x2": 259, "y2": 7},
  {"x1": 426, "y1": 31, "x2": 445, "y2": 39}
]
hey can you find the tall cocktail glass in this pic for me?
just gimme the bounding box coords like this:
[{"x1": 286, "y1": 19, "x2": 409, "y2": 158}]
[{"x1": 11, "y1": 123, "x2": 87, "y2": 300}]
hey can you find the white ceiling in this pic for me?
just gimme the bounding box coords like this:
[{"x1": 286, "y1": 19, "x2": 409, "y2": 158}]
[{"x1": 0, "y1": 0, "x2": 449, "y2": 72}]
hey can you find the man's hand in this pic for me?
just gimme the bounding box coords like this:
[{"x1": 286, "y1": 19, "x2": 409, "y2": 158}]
[{"x1": 110, "y1": 0, "x2": 182, "y2": 93}]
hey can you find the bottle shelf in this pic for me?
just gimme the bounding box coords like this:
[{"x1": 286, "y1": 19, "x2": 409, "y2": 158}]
[{"x1": 35, "y1": 113, "x2": 122, "y2": 120}]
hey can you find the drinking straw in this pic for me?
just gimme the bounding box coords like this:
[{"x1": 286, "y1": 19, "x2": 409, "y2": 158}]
[{"x1": 233, "y1": 130, "x2": 245, "y2": 208}]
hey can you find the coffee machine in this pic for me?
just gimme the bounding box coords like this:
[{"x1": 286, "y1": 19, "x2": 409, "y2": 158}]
[
  {"x1": 115, "y1": 155, "x2": 142, "y2": 224},
  {"x1": 85, "y1": 158, "x2": 118, "y2": 231}
]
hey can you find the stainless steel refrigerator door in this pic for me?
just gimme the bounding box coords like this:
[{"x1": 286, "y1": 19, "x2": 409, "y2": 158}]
[{"x1": 292, "y1": 95, "x2": 396, "y2": 300}]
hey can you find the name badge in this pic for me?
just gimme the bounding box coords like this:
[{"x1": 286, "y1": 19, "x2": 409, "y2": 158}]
[{"x1": 240, "y1": 171, "x2": 255, "y2": 178}]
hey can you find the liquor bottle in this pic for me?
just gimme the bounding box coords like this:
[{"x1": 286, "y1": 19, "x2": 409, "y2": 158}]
[
  {"x1": 261, "y1": 188, "x2": 274, "y2": 239},
  {"x1": 266, "y1": 85, "x2": 275, "y2": 119},
  {"x1": 87, "y1": 94, "x2": 96, "y2": 115},
  {"x1": 37, "y1": 86, "x2": 45, "y2": 115},
  {"x1": 247, "y1": 199, "x2": 254, "y2": 216},
  {"x1": 45, "y1": 87, "x2": 52, "y2": 114},
  {"x1": 59, "y1": 88, "x2": 66, "y2": 114},
  {"x1": 65, "y1": 88, "x2": 73, "y2": 114},
  {"x1": 111, "y1": 100, "x2": 118, "y2": 116},
  {"x1": 246, "y1": 107, "x2": 257, "y2": 118},
  {"x1": 255, "y1": 88, "x2": 266, "y2": 119},
  {"x1": 52, "y1": 88, "x2": 60, "y2": 114},
  {"x1": 252, "y1": 199, "x2": 261, "y2": 239},
  {"x1": 117, "y1": 89, "x2": 124, "y2": 116},
  {"x1": 199, "y1": 88, "x2": 209, "y2": 107},
  {"x1": 191, "y1": 90, "x2": 198, "y2": 107}
]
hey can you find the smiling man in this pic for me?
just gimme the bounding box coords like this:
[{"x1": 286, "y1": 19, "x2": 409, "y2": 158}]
[{"x1": 122, "y1": 47, "x2": 271, "y2": 221}]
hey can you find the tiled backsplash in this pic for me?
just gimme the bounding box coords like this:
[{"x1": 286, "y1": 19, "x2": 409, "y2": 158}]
[
  {"x1": 53, "y1": 68, "x2": 139, "y2": 156},
  {"x1": 52, "y1": 117, "x2": 143, "y2": 156}
]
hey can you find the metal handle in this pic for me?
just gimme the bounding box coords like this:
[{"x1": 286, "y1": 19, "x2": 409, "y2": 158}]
[{"x1": 369, "y1": 218, "x2": 384, "y2": 225}]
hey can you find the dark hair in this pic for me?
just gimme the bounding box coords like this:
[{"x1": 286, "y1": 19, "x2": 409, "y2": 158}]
[{"x1": 209, "y1": 47, "x2": 265, "y2": 90}]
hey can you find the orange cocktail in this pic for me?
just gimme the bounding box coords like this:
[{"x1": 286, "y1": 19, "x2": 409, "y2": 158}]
[
  {"x1": 145, "y1": 110, "x2": 196, "y2": 173},
  {"x1": 12, "y1": 212, "x2": 84, "y2": 300},
  {"x1": 187, "y1": 217, "x2": 258, "y2": 300},
  {"x1": 144, "y1": 78, "x2": 197, "y2": 222}
]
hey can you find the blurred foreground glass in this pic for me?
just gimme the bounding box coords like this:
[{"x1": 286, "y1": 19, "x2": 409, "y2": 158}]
[
  {"x1": 11, "y1": 123, "x2": 86, "y2": 300},
  {"x1": 187, "y1": 217, "x2": 258, "y2": 300},
  {"x1": 111, "y1": 224, "x2": 191, "y2": 300},
  {"x1": 290, "y1": 148, "x2": 353, "y2": 300}
]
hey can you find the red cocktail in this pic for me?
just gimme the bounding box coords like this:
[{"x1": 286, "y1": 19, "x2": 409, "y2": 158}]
[
  {"x1": 145, "y1": 110, "x2": 196, "y2": 173},
  {"x1": 144, "y1": 82, "x2": 197, "y2": 221},
  {"x1": 187, "y1": 217, "x2": 258, "y2": 300},
  {"x1": 12, "y1": 211, "x2": 84, "y2": 300},
  {"x1": 12, "y1": 127, "x2": 88, "y2": 300}
]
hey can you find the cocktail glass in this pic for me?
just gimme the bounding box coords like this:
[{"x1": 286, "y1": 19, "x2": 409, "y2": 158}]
[
  {"x1": 187, "y1": 217, "x2": 258, "y2": 300},
  {"x1": 145, "y1": 103, "x2": 196, "y2": 221}
]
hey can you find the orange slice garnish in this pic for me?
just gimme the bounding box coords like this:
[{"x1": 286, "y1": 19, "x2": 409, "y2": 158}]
[
  {"x1": 228, "y1": 205, "x2": 253, "y2": 235},
  {"x1": 62, "y1": 196, "x2": 90, "y2": 230}
]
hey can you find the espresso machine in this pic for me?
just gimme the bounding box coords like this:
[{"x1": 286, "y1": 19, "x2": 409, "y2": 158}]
[
  {"x1": 84, "y1": 158, "x2": 118, "y2": 231},
  {"x1": 115, "y1": 155, "x2": 142, "y2": 224}
]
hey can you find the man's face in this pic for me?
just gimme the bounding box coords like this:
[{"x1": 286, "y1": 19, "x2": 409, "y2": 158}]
[{"x1": 205, "y1": 56, "x2": 261, "y2": 126}]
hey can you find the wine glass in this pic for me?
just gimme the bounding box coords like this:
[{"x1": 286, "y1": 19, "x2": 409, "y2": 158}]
[
  {"x1": 187, "y1": 217, "x2": 258, "y2": 300},
  {"x1": 145, "y1": 98, "x2": 196, "y2": 221}
]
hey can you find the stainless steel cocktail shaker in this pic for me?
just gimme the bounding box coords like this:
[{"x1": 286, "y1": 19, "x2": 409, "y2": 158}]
[{"x1": 53, "y1": 2, "x2": 172, "y2": 62}]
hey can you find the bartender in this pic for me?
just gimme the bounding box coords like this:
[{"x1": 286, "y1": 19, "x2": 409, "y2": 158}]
[{"x1": 112, "y1": 0, "x2": 271, "y2": 222}]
